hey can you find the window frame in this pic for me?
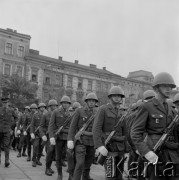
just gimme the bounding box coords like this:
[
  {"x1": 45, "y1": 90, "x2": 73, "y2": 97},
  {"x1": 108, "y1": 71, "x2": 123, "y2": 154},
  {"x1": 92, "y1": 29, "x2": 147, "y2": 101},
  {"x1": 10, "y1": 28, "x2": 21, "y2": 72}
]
[
  {"x1": 3, "y1": 63, "x2": 12, "y2": 76},
  {"x1": 17, "y1": 45, "x2": 25, "y2": 57},
  {"x1": 16, "y1": 65, "x2": 24, "y2": 77},
  {"x1": 5, "y1": 42, "x2": 13, "y2": 55}
]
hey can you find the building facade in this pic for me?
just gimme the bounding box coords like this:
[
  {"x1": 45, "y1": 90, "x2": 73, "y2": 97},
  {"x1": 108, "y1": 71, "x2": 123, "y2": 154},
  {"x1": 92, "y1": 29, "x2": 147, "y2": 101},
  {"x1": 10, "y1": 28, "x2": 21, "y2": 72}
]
[{"x1": 0, "y1": 28, "x2": 156, "y2": 106}]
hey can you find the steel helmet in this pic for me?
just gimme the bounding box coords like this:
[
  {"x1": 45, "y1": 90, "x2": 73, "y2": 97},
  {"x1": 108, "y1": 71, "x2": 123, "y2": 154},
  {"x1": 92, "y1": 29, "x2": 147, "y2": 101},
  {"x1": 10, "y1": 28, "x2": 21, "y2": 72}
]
[
  {"x1": 166, "y1": 99, "x2": 175, "y2": 108},
  {"x1": 143, "y1": 90, "x2": 156, "y2": 100},
  {"x1": 38, "y1": 103, "x2": 46, "y2": 108},
  {"x1": 152, "y1": 72, "x2": 176, "y2": 88},
  {"x1": 48, "y1": 99, "x2": 58, "y2": 106},
  {"x1": 24, "y1": 106, "x2": 30, "y2": 110},
  {"x1": 30, "y1": 103, "x2": 37, "y2": 109},
  {"x1": 72, "y1": 102, "x2": 81, "y2": 109},
  {"x1": 60, "y1": 96, "x2": 71, "y2": 104},
  {"x1": 173, "y1": 93, "x2": 179, "y2": 103},
  {"x1": 69, "y1": 107, "x2": 74, "y2": 111},
  {"x1": 85, "y1": 92, "x2": 98, "y2": 102},
  {"x1": 131, "y1": 103, "x2": 137, "y2": 110},
  {"x1": 136, "y1": 99, "x2": 143, "y2": 107},
  {"x1": 108, "y1": 86, "x2": 125, "y2": 98}
]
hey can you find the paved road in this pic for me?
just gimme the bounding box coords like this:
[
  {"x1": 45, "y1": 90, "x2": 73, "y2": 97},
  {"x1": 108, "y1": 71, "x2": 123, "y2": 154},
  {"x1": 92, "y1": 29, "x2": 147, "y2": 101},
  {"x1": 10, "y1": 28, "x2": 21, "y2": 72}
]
[{"x1": 0, "y1": 150, "x2": 105, "y2": 180}]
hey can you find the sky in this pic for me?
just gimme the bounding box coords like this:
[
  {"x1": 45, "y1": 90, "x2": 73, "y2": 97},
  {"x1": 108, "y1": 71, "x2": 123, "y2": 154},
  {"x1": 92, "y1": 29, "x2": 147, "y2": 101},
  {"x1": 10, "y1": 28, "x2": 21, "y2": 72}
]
[{"x1": 1, "y1": 0, "x2": 179, "y2": 86}]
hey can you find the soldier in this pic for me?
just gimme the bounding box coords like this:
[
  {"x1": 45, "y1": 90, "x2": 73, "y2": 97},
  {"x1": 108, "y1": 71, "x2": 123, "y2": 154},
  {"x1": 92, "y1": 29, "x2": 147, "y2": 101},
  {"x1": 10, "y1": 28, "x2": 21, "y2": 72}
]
[
  {"x1": 173, "y1": 93, "x2": 179, "y2": 112},
  {"x1": 0, "y1": 97, "x2": 18, "y2": 167},
  {"x1": 39, "y1": 99, "x2": 58, "y2": 176},
  {"x1": 49, "y1": 95, "x2": 71, "y2": 180},
  {"x1": 142, "y1": 90, "x2": 156, "y2": 102},
  {"x1": 92, "y1": 86, "x2": 126, "y2": 180},
  {"x1": 30, "y1": 102, "x2": 46, "y2": 167},
  {"x1": 16, "y1": 106, "x2": 30, "y2": 157},
  {"x1": 67, "y1": 92, "x2": 98, "y2": 180},
  {"x1": 131, "y1": 72, "x2": 179, "y2": 180},
  {"x1": 23, "y1": 103, "x2": 37, "y2": 161}
]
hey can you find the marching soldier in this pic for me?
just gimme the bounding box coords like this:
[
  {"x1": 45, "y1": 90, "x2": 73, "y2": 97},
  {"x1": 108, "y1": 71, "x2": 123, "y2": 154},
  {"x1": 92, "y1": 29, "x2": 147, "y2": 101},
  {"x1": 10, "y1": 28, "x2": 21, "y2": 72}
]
[
  {"x1": 0, "y1": 97, "x2": 18, "y2": 167},
  {"x1": 30, "y1": 102, "x2": 46, "y2": 167},
  {"x1": 92, "y1": 86, "x2": 127, "y2": 180},
  {"x1": 67, "y1": 92, "x2": 98, "y2": 180},
  {"x1": 49, "y1": 95, "x2": 71, "y2": 180},
  {"x1": 142, "y1": 90, "x2": 156, "y2": 102},
  {"x1": 39, "y1": 99, "x2": 58, "y2": 176},
  {"x1": 16, "y1": 106, "x2": 30, "y2": 157},
  {"x1": 23, "y1": 103, "x2": 37, "y2": 161},
  {"x1": 173, "y1": 93, "x2": 179, "y2": 112},
  {"x1": 131, "y1": 72, "x2": 179, "y2": 180}
]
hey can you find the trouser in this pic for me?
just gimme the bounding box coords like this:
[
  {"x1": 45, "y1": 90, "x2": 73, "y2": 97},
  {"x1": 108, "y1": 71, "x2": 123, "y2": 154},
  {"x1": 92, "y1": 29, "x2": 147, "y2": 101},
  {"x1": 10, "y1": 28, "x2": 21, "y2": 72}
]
[
  {"x1": 32, "y1": 137, "x2": 43, "y2": 162},
  {"x1": 128, "y1": 149, "x2": 139, "y2": 170},
  {"x1": 26, "y1": 132, "x2": 32, "y2": 157},
  {"x1": 0, "y1": 132, "x2": 10, "y2": 162},
  {"x1": 46, "y1": 139, "x2": 55, "y2": 168},
  {"x1": 73, "y1": 143, "x2": 95, "y2": 180},
  {"x1": 104, "y1": 152, "x2": 125, "y2": 180},
  {"x1": 18, "y1": 134, "x2": 27, "y2": 153},
  {"x1": 55, "y1": 139, "x2": 66, "y2": 174}
]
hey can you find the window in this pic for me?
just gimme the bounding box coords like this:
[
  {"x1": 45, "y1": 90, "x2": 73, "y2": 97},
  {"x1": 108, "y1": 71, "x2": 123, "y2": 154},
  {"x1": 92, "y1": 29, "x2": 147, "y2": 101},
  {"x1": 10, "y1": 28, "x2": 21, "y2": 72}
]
[
  {"x1": 4, "y1": 64, "x2": 11, "y2": 75},
  {"x1": 78, "y1": 78, "x2": 82, "y2": 89},
  {"x1": 16, "y1": 65, "x2": 23, "y2": 77},
  {"x1": 67, "y1": 76, "x2": 72, "y2": 87},
  {"x1": 55, "y1": 74, "x2": 62, "y2": 86},
  {"x1": 17, "y1": 46, "x2": 24, "y2": 57},
  {"x1": 5, "y1": 43, "x2": 13, "y2": 55},
  {"x1": 31, "y1": 69, "x2": 38, "y2": 82},
  {"x1": 45, "y1": 75, "x2": 50, "y2": 84},
  {"x1": 104, "y1": 83, "x2": 108, "y2": 91},
  {"x1": 88, "y1": 80, "x2": 92, "y2": 90},
  {"x1": 96, "y1": 81, "x2": 101, "y2": 91}
]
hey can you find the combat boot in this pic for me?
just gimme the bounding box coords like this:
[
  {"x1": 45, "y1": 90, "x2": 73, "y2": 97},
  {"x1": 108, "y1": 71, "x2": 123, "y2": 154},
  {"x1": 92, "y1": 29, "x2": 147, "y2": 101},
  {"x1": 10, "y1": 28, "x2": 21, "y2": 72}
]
[
  {"x1": 45, "y1": 168, "x2": 52, "y2": 176},
  {"x1": 5, "y1": 160, "x2": 10, "y2": 168},
  {"x1": 27, "y1": 156, "x2": 31, "y2": 161},
  {"x1": 36, "y1": 159, "x2": 42, "y2": 166},
  {"x1": 22, "y1": 152, "x2": 27, "y2": 157},
  {"x1": 32, "y1": 161, "x2": 36, "y2": 167},
  {"x1": 17, "y1": 151, "x2": 21, "y2": 158},
  {"x1": 49, "y1": 168, "x2": 54, "y2": 174}
]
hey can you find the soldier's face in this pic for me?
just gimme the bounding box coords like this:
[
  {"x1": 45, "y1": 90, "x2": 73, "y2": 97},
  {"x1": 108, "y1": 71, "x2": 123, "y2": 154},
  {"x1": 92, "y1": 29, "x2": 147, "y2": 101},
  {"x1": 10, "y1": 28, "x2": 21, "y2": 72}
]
[
  {"x1": 50, "y1": 105, "x2": 57, "y2": 111},
  {"x1": 86, "y1": 99, "x2": 96, "y2": 108},
  {"x1": 39, "y1": 107, "x2": 45, "y2": 112},
  {"x1": 62, "y1": 102, "x2": 70, "y2": 110},
  {"x1": 110, "y1": 95, "x2": 122, "y2": 104},
  {"x1": 158, "y1": 85, "x2": 172, "y2": 98}
]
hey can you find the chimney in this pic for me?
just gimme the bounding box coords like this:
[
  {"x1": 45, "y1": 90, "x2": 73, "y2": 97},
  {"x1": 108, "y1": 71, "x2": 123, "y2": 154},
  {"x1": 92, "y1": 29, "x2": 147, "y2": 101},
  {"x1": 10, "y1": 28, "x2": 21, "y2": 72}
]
[
  {"x1": 89, "y1": 64, "x2": 96, "y2": 68},
  {"x1": 103, "y1": 67, "x2": 106, "y2": 70},
  {"x1": 14, "y1": 30, "x2": 17, "y2": 33},
  {"x1": 58, "y1": 56, "x2": 63, "y2": 61},
  {"x1": 75, "y1": 60, "x2": 78, "y2": 64},
  {"x1": 6, "y1": 28, "x2": 13, "y2": 32}
]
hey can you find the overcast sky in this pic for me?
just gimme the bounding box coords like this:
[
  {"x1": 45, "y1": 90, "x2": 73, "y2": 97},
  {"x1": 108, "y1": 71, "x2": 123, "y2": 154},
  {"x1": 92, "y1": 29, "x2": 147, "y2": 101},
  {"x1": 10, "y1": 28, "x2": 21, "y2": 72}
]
[{"x1": 1, "y1": 0, "x2": 179, "y2": 86}]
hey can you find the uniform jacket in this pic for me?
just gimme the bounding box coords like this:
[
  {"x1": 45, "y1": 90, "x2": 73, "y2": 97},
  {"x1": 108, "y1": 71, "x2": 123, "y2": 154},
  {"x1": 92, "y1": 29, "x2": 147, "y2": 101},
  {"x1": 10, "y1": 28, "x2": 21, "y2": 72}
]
[
  {"x1": 39, "y1": 110, "x2": 52, "y2": 137},
  {"x1": 0, "y1": 107, "x2": 18, "y2": 133},
  {"x1": 23, "y1": 112, "x2": 34, "y2": 132},
  {"x1": 30, "y1": 111, "x2": 43, "y2": 135},
  {"x1": 130, "y1": 98, "x2": 179, "y2": 163},
  {"x1": 67, "y1": 106, "x2": 97, "y2": 146},
  {"x1": 48, "y1": 107, "x2": 71, "y2": 140},
  {"x1": 92, "y1": 103, "x2": 126, "y2": 152},
  {"x1": 17, "y1": 113, "x2": 25, "y2": 131}
]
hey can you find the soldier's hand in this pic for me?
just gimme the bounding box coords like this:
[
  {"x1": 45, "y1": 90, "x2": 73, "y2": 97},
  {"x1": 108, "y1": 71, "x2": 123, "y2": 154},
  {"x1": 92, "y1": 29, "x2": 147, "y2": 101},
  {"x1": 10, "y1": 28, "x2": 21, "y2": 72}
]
[
  {"x1": 31, "y1": 133, "x2": 35, "y2": 139},
  {"x1": 95, "y1": 148, "x2": 99, "y2": 157},
  {"x1": 42, "y1": 135, "x2": 47, "y2": 141},
  {"x1": 98, "y1": 146, "x2": 108, "y2": 156},
  {"x1": 50, "y1": 137, "x2": 56, "y2": 145},
  {"x1": 135, "y1": 150, "x2": 140, "y2": 155},
  {"x1": 67, "y1": 140, "x2": 74, "y2": 149},
  {"x1": 17, "y1": 130, "x2": 21, "y2": 135},
  {"x1": 23, "y1": 131, "x2": 27, "y2": 136},
  {"x1": 144, "y1": 151, "x2": 158, "y2": 164}
]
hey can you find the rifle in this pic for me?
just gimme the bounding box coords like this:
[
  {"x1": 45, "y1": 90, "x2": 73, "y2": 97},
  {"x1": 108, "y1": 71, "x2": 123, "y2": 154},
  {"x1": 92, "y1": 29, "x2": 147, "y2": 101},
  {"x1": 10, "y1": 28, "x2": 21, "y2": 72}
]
[
  {"x1": 97, "y1": 109, "x2": 130, "y2": 166},
  {"x1": 74, "y1": 114, "x2": 95, "y2": 143},
  {"x1": 142, "y1": 114, "x2": 179, "y2": 176}
]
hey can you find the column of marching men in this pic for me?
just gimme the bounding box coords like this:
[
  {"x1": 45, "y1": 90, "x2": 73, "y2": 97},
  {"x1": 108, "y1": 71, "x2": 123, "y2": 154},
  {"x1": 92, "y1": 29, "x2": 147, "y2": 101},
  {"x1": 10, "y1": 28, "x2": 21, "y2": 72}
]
[{"x1": 1, "y1": 71, "x2": 179, "y2": 180}]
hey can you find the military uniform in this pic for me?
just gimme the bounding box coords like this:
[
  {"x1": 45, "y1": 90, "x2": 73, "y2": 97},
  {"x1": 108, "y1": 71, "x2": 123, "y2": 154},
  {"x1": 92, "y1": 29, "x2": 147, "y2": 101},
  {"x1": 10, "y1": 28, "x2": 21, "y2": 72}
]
[
  {"x1": 23, "y1": 111, "x2": 35, "y2": 160},
  {"x1": 131, "y1": 98, "x2": 179, "y2": 180},
  {"x1": 39, "y1": 110, "x2": 55, "y2": 173},
  {"x1": 30, "y1": 111, "x2": 44, "y2": 165},
  {"x1": 68, "y1": 106, "x2": 97, "y2": 180},
  {"x1": 48, "y1": 107, "x2": 70, "y2": 176},
  {"x1": 0, "y1": 105, "x2": 18, "y2": 166},
  {"x1": 17, "y1": 113, "x2": 27, "y2": 156},
  {"x1": 93, "y1": 103, "x2": 127, "y2": 180}
]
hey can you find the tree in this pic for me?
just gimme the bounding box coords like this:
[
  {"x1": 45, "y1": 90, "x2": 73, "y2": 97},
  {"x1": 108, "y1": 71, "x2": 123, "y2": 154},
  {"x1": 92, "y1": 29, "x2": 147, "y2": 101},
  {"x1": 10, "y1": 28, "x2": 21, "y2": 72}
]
[{"x1": 2, "y1": 74, "x2": 38, "y2": 110}]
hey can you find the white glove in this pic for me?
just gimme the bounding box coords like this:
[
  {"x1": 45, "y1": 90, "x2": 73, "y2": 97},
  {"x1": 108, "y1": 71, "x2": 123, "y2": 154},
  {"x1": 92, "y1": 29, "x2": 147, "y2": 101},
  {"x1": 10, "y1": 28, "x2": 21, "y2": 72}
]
[
  {"x1": 144, "y1": 151, "x2": 158, "y2": 164},
  {"x1": 31, "y1": 133, "x2": 35, "y2": 139},
  {"x1": 50, "y1": 137, "x2": 56, "y2": 145},
  {"x1": 23, "y1": 131, "x2": 27, "y2": 136},
  {"x1": 67, "y1": 140, "x2": 74, "y2": 149},
  {"x1": 135, "y1": 150, "x2": 140, "y2": 155},
  {"x1": 17, "y1": 130, "x2": 21, "y2": 135},
  {"x1": 42, "y1": 135, "x2": 47, "y2": 141},
  {"x1": 97, "y1": 146, "x2": 108, "y2": 156},
  {"x1": 95, "y1": 148, "x2": 100, "y2": 157}
]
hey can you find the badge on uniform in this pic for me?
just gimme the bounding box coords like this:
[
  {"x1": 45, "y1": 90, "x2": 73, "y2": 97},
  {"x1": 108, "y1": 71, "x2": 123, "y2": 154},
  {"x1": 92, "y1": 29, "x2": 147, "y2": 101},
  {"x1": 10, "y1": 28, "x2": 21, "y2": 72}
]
[{"x1": 156, "y1": 119, "x2": 159, "y2": 123}]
